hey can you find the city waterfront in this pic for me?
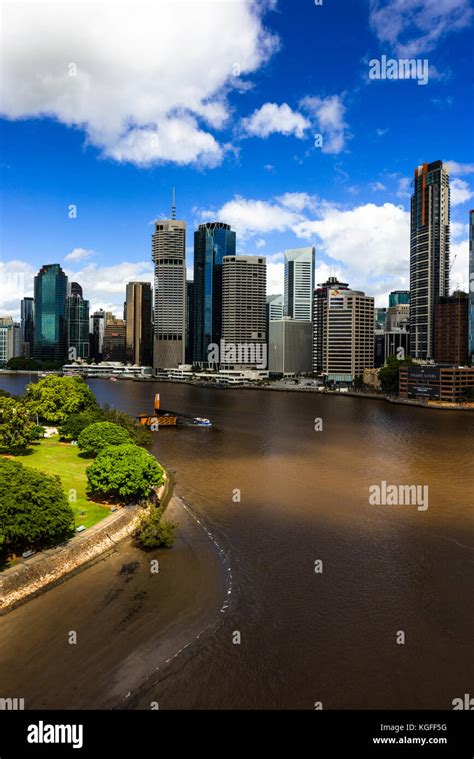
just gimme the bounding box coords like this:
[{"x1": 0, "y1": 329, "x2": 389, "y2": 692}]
[{"x1": 0, "y1": 376, "x2": 473, "y2": 709}]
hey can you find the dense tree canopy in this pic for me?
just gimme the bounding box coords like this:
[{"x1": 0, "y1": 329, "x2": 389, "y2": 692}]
[
  {"x1": 24, "y1": 376, "x2": 98, "y2": 423},
  {"x1": 379, "y1": 355, "x2": 413, "y2": 393},
  {"x1": 59, "y1": 409, "x2": 103, "y2": 441},
  {"x1": 78, "y1": 421, "x2": 131, "y2": 455},
  {"x1": 100, "y1": 405, "x2": 152, "y2": 449},
  {"x1": 0, "y1": 459, "x2": 74, "y2": 560},
  {"x1": 86, "y1": 443, "x2": 164, "y2": 502},
  {"x1": 0, "y1": 397, "x2": 36, "y2": 451}
]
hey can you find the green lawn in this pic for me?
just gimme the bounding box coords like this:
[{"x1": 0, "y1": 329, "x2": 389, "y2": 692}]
[{"x1": 6, "y1": 437, "x2": 110, "y2": 529}]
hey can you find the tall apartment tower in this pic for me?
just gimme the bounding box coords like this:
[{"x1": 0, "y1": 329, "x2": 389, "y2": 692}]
[
  {"x1": 125, "y1": 281, "x2": 152, "y2": 365},
  {"x1": 313, "y1": 281, "x2": 374, "y2": 382},
  {"x1": 469, "y1": 209, "x2": 474, "y2": 363},
  {"x1": 409, "y1": 160, "x2": 450, "y2": 360},
  {"x1": 434, "y1": 291, "x2": 469, "y2": 365},
  {"x1": 152, "y1": 194, "x2": 186, "y2": 370},
  {"x1": 193, "y1": 221, "x2": 236, "y2": 362},
  {"x1": 222, "y1": 255, "x2": 266, "y2": 366},
  {"x1": 312, "y1": 277, "x2": 350, "y2": 374},
  {"x1": 33, "y1": 263, "x2": 68, "y2": 363},
  {"x1": 20, "y1": 297, "x2": 34, "y2": 358},
  {"x1": 185, "y1": 281, "x2": 195, "y2": 364},
  {"x1": 66, "y1": 282, "x2": 90, "y2": 360},
  {"x1": 283, "y1": 246, "x2": 315, "y2": 321}
]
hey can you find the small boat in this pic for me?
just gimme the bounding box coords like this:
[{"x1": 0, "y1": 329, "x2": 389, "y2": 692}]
[
  {"x1": 192, "y1": 417, "x2": 212, "y2": 427},
  {"x1": 109, "y1": 376, "x2": 118, "y2": 382}
]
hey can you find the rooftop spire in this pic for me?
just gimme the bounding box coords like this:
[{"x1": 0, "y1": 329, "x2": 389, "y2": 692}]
[{"x1": 171, "y1": 187, "x2": 176, "y2": 220}]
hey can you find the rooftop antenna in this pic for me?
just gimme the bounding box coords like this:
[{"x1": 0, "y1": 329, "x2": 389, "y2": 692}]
[{"x1": 171, "y1": 187, "x2": 176, "y2": 220}]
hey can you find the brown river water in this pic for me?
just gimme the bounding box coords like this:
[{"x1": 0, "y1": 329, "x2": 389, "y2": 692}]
[{"x1": 0, "y1": 376, "x2": 473, "y2": 709}]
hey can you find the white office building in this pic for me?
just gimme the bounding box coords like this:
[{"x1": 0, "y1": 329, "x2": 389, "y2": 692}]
[{"x1": 283, "y1": 247, "x2": 315, "y2": 321}]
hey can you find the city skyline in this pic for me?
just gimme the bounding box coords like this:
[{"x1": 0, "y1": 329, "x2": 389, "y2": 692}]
[{"x1": 1, "y1": 1, "x2": 473, "y2": 320}]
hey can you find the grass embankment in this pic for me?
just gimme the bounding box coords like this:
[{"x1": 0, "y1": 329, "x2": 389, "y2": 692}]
[{"x1": 6, "y1": 436, "x2": 110, "y2": 529}]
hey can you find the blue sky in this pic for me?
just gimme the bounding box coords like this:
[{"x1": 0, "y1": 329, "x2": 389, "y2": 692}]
[{"x1": 1, "y1": 0, "x2": 473, "y2": 318}]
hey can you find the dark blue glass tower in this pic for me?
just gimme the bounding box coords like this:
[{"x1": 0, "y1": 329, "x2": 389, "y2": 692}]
[
  {"x1": 193, "y1": 222, "x2": 236, "y2": 362},
  {"x1": 33, "y1": 263, "x2": 68, "y2": 362}
]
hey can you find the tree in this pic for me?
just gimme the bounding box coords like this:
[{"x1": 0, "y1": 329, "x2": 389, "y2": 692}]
[
  {"x1": 379, "y1": 355, "x2": 413, "y2": 393},
  {"x1": 24, "y1": 375, "x2": 98, "y2": 423},
  {"x1": 86, "y1": 443, "x2": 164, "y2": 503},
  {"x1": 0, "y1": 397, "x2": 36, "y2": 451},
  {"x1": 0, "y1": 459, "x2": 75, "y2": 561},
  {"x1": 100, "y1": 405, "x2": 152, "y2": 449},
  {"x1": 59, "y1": 409, "x2": 103, "y2": 441},
  {"x1": 78, "y1": 421, "x2": 131, "y2": 455},
  {"x1": 133, "y1": 506, "x2": 175, "y2": 549}
]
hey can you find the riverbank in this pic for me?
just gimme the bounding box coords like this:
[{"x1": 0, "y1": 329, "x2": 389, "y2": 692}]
[{"x1": 0, "y1": 472, "x2": 169, "y2": 614}]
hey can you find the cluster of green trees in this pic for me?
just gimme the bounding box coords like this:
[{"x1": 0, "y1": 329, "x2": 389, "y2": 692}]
[
  {"x1": 0, "y1": 459, "x2": 75, "y2": 564},
  {"x1": 0, "y1": 376, "x2": 174, "y2": 561},
  {"x1": 6, "y1": 357, "x2": 64, "y2": 371},
  {"x1": 378, "y1": 356, "x2": 413, "y2": 393}
]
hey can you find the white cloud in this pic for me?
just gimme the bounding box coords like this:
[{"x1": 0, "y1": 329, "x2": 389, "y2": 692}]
[
  {"x1": 450, "y1": 238, "x2": 469, "y2": 292},
  {"x1": 396, "y1": 177, "x2": 411, "y2": 199},
  {"x1": 299, "y1": 95, "x2": 348, "y2": 154},
  {"x1": 64, "y1": 261, "x2": 154, "y2": 316},
  {"x1": 0, "y1": 260, "x2": 35, "y2": 319},
  {"x1": 444, "y1": 161, "x2": 474, "y2": 176},
  {"x1": 64, "y1": 247, "x2": 94, "y2": 262},
  {"x1": 371, "y1": 182, "x2": 387, "y2": 191},
  {"x1": 200, "y1": 196, "x2": 304, "y2": 236},
  {"x1": 256, "y1": 239, "x2": 266, "y2": 248},
  {"x1": 241, "y1": 103, "x2": 310, "y2": 139},
  {"x1": 0, "y1": 0, "x2": 278, "y2": 167},
  {"x1": 451, "y1": 178, "x2": 473, "y2": 207},
  {"x1": 276, "y1": 192, "x2": 315, "y2": 211},
  {"x1": 369, "y1": 0, "x2": 473, "y2": 56}
]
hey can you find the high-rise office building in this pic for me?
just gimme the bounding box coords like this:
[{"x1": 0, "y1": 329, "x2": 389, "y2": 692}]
[
  {"x1": 434, "y1": 292, "x2": 469, "y2": 365},
  {"x1": 185, "y1": 281, "x2": 195, "y2": 364},
  {"x1": 90, "y1": 309, "x2": 106, "y2": 360},
  {"x1": 222, "y1": 255, "x2": 266, "y2": 366},
  {"x1": 312, "y1": 277, "x2": 350, "y2": 374},
  {"x1": 283, "y1": 246, "x2": 315, "y2": 321},
  {"x1": 33, "y1": 263, "x2": 68, "y2": 363},
  {"x1": 312, "y1": 281, "x2": 374, "y2": 382},
  {"x1": 66, "y1": 282, "x2": 90, "y2": 360},
  {"x1": 20, "y1": 297, "x2": 34, "y2": 358},
  {"x1": 409, "y1": 160, "x2": 450, "y2": 359},
  {"x1": 103, "y1": 319, "x2": 126, "y2": 362},
  {"x1": 389, "y1": 290, "x2": 410, "y2": 308},
  {"x1": 374, "y1": 307, "x2": 387, "y2": 330},
  {"x1": 269, "y1": 318, "x2": 313, "y2": 375},
  {"x1": 152, "y1": 197, "x2": 186, "y2": 369},
  {"x1": 469, "y1": 210, "x2": 474, "y2": 363},
  {"x1": 0, "y1": 317, "x2": 21, "y2": 365},
  {"x1": 266, "y1": 294, "x2": 283, "y2": 343},
  {"x1": 125, "y1": 281, "x2": 152, "y2": 366},
  {"x1": 193, "y1": 221, "x2": 236, "y2": 362}
]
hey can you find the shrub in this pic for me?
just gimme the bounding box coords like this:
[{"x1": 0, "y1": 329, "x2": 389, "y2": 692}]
[
  {"x1": 86, "y1": 443, "x2": 164, "y2": 503},
  {"x1": 133, "y1": 506, "x2": 175, "y2": 549},
  {"x1": 59, "y1": 409, "x2": 103, "y2": 441},
  {"x1": 100, "y1": 405, "x2": 152, "y2": 449},
  {"x1": 77, "y1": 421, "x2": 130, "y2": 455}
]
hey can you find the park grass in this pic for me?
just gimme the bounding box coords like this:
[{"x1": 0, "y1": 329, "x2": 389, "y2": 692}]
[{"x1": 4, "y1": 436, "x2": 110, "y2": 529}]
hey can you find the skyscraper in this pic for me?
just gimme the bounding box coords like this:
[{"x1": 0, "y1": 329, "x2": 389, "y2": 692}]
[
  {"x1": 152, "y1": 196, "x2": 186, "y2": 369},
  {"x1": 265, "y1": 294, "x2": 283, "y2": 343},
  {"x1": 33, "y1": 263, "x2": 68, "y2": 363},
  {"x1": 0, "y1": 317, "x2": 21, "y2": 365},
  {"x1": 90, "y1": 309, "x2": 106, "y2": 361},
  {"x1": 66, "y1": 282, "x2": 90, "y2": 360},
  {"x1": 222, "y1": 255, "x2": 266, "y2": 366},
  {"x1": 434, "y1": 292, "x2": 469, "y2": 365},
  {"x1": 283, "y1": 246, "x2": 315, "y2": 321},
  {"x1": 409, "y1": 160, "x2": 450, "y2": 360},
  {"x1": 312, "y1": 277, "x2": 350, "y2": 374},
  {"x1": 389, "y1": 290, "x2": 410, "y2": 308},
  {"x1": 185, "y1": 281, "x2": 195, "y2": 364},
  {"x1": 20, "y1": 297, "x2": 34, "y2": 358},
  {"x1": 125, "y1": 281, "x2": 152, "y2": 365},
  {"x1": 103, "y1": 319, "x2": 126, "y2": 362},
  {"x1": 193, "y1": 221, "x2": 236, "y2": 362},
  {"x1": 469, "y1": 209, "x2": 474, "y2": 363},
  {"x1": 312, "y1": 279, "x2": 374, "y2": 382}
]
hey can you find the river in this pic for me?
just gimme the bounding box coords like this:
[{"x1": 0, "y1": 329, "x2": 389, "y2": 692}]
[{"x1": 0, "y1": 375, "x2": 473, "y2": 709}]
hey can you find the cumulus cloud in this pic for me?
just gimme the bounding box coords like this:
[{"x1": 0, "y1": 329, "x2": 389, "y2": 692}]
[
  {"x1": 0, "y1": 260, "x2": 35, "y2": 319},
  {"x1": 299, "y1": 95, "x2": 348, "y2": 154},
  {"x1": 371, "y1": 181, "x2": 387, "y2": 191},
  {"x1": 200, "y1": 196, "x2": 304, "y2": 236},
  {"x1": 64, "y1": 247, "x2": 94, "y2": 262},
  {"x1": 369, "y1": 0, "x2": 473, "y2": 56},
  {"x1": 0, "y1": 0, "x2": 278, "y2": 167},
  {"x1": 445, "y1": 160, "x2": 474, "y2": 176},
  {"x1": 241, "y1": 102, "x2": 310, "y2": 139},
  {"x1": 450, "y1": 178, "x2": 474, "y2": 206},
  {"x1": 276, "y1": 192, "x2": 316, "y2": 211}
]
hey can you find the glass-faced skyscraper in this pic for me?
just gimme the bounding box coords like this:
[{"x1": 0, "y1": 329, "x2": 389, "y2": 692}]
[
  {"x1": 33, "y1": 263, "x2": 68, "y2": 362},
  {"x1": 283, "y1": 246, "x2": 315, "y2": 321},
  {"x1": 67, "y1": 282, "x2": 90, "y2": 360},
  {"x1": 409, "y1": 160, "x2": 450, "y2": 360},
  {"x1": 469, "y1": 209, "x2": 474, "y2": 363},
  {"x1": 193, "y1": 221, "x2": 236, "y2": 362}
]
